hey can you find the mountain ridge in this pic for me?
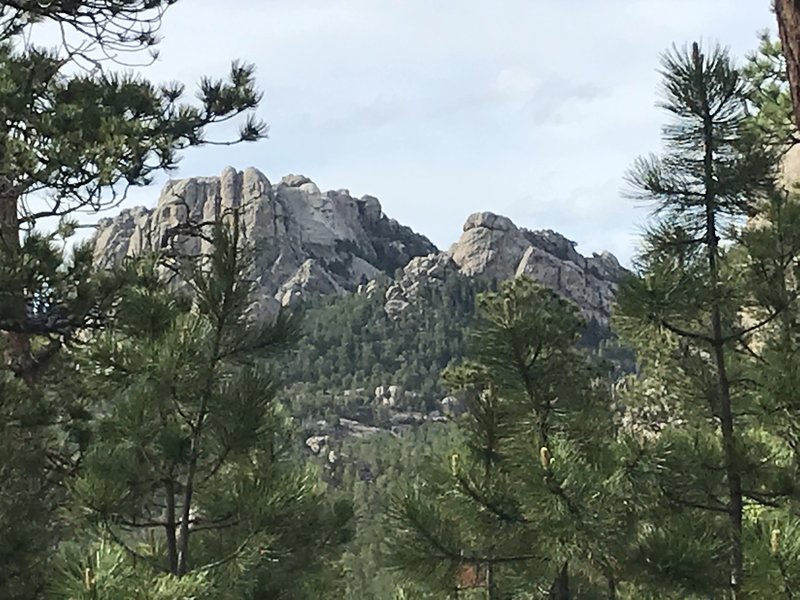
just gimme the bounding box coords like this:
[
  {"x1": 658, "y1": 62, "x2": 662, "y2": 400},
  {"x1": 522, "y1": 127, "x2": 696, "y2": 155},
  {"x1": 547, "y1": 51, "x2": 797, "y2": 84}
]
[{"x1": 92, "y1": 167, "x2": 624, "y2": 323}]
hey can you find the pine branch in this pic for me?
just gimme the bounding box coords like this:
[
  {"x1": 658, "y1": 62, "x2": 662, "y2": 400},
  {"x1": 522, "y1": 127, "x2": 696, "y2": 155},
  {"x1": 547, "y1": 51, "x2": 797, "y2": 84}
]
[{"x1": 455, "y1": 474, "x2": 529, "y2": 525}]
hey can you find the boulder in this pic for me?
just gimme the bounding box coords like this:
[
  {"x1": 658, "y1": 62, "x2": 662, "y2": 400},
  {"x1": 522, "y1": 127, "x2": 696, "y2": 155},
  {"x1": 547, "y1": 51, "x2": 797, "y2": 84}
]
[
  {"x1": 374, "y1": 384, "x2": 404, "y2": 407},
  {"x1": 305, "y1": 435, "x2": 329, "y2": 455}
]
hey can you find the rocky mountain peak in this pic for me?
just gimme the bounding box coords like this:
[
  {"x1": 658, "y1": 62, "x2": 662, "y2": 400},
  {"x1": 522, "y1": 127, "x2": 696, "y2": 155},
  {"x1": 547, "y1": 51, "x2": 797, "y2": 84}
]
[
  {"x1": 385, "y1": 211, "x2": 625, "y2": 325},
  {"x1": 92, "y1": 167, "x2": 437, "y2": 312},
  {"x1": 93, "y1": 173, "x2": 623, "y2": 325},
  {"x1": 462, "y1": 211, "x2": 517, "y2": 232}
]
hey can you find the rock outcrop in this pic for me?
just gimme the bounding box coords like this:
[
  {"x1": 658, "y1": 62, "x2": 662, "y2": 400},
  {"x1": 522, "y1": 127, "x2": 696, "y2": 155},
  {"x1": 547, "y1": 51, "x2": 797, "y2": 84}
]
[
  {"x1": 450, "y1": 212, "x2": 530, "y2": 280},
  {"x1": 374, "y1": 384, "x2": 405, "y2": 407},
  {"x1": 383, "y1": 253, "x2": 458, "y2": 319},
  {"x1": 381, "y1": 211, "x2": 625, "y2": 325},
  {"x1": 93, "y1": 169, "x2": 624, "y2": 325},
  {"x1": 93, "y1": 167, "x2": 437, "y2": 308}
]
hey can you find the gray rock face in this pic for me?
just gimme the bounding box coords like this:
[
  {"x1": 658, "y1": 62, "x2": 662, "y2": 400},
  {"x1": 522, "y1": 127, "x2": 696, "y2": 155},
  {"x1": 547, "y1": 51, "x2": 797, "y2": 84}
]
[
  {"x1": 384, "y1": 211, "x2": 625, "y2": 325},
  {"x1": 383, "y1": 253, "x2": 458, "y2": 320},
  {"x1": 277, "y1": 259, "x2": 345, "y2": 307},
  {"x1": 92, "y1": 167, "x2": 437, "y2": 307},
  {"x1": 449, "y1": 212, "x2": 531, "y2": 280},
  {"x1": 517, "y1": 231, "x2": 624, "y2": 324},
  {"x1": 93, "y1": 170, "x2": 623, "y2": 325}
]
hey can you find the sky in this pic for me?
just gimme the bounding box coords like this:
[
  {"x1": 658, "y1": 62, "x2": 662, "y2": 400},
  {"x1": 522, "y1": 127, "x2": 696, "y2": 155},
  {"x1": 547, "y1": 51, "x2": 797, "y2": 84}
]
[{"x1": 86, "y1": 0, "x2": 777, "y2": 265}]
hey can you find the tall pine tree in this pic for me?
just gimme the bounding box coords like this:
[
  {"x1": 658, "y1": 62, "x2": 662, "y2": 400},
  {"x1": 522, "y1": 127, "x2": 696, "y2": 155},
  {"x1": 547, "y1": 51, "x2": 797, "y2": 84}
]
[
  {"x1": 0, "y1": 4, "x2": 267, "y2": 595},
  {"x1": 614, "y1": 41, "x2": 783, "y2": 598},
  {"x1": 58, "y1": 214, "x2": 352, "y2": 598},
  {"x1": 387, "y1": 277, "x2": 630, "y2": 598}
]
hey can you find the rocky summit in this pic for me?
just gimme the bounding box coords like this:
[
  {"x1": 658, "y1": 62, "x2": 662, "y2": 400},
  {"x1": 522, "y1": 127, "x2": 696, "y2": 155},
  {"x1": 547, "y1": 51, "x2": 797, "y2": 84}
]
[
  {"x1": 383, "y1": 211, "x2": 625, "y2": 324},
  {"x1": 93, "y1": 167, "x2": 436, "y2": 313},
  {"x1": 93, "y1": 168, "x2": 625, "y2": 322}
]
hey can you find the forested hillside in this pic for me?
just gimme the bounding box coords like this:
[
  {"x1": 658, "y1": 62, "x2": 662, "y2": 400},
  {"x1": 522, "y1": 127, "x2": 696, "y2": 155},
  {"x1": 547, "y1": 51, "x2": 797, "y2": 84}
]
[
  {"x1": 280, "y1": 276, "x2": 626, "y2": 425},
  {"x1": 4, "y1": 2, "x2": 800, "y2": 599},
  {"x1": 281, "y1": 275, "x2": 480, "y2": 417},
  {"x1": 272, "y1": 275, "x2": 629, "y2": 597}
]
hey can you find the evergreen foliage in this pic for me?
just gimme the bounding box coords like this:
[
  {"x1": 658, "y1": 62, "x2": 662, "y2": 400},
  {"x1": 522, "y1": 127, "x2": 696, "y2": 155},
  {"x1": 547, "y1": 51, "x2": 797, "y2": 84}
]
[
  {"x1": 53, "y1": 216, "x2": 353, "y2": 597},
  {"x1": 0, "y1": 4, "x2": 269, "y2": 595},
  {"x1": 614, "y1": 39, "x2": 800, "y2": 598},
  {"x1": 386, "y1": 277, "x2": 628, "y2": 598},
  {"x1": 280, "y1": 276, "x2": 482, "y2": 419},
  {"x1": 3, "y1": 7, "x2": 800, "y2": 599},
  {"x1": 0, "y1": 0, "x2": 266, "y2": 381}
]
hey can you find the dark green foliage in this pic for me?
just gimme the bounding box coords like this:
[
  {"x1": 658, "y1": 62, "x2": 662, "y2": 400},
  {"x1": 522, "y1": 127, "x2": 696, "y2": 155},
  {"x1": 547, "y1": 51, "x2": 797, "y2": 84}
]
[
  {"x1": 613, "y1": 38, "x2": 800, "y2": 598},
  {"x1": 386, "y1": 277, "x2": 628, "y2": 599},
  {"x1": 0, "y1": 373, "x2": 54, "y2": 599},
  {"x1": 0, "y1": 5, "x2": 268, "y2": 596},
  {"x1": 0, "y1": 0, "x2": 266, "y2": 381},
  {"x1": 280, "y1": 276, "x2": 483, "y2": 419},
  {"x1": 3, "y1": 10, "x2": 800, "y2": 598},
  {"x1": 743, "y1": 32, "x2": 795, "y2": 150},
  {"x1": 329, "y1": 423, "x2": 464, "y2": 599},
  {"x1": 54, "y1": 217, "x2": 352, "y2": 597}
]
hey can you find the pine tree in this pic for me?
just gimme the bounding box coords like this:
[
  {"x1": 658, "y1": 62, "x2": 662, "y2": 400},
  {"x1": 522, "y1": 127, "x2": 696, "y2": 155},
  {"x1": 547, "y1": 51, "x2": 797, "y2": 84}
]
[
  {"x1": 57, "y1": 214, "x2": 352, "y2": 597},
  {"x1": 0, "y1": 4, "x2": 267, "y2": 594},
  {"x1": 386, "y1": 277, "x2": 628, "y2": 598},
  {"x1": 614, "y1": 41, "x2": 781, "y2": 597},
  {"x1": 0, "y1": 1, "x2": 266, "y2": 381}
]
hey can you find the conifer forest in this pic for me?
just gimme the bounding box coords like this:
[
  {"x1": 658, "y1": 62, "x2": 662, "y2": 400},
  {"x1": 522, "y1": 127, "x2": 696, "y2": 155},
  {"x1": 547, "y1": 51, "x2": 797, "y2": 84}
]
[{"x1": 5, "y1": 1, "x2": 800, "y2": 598}]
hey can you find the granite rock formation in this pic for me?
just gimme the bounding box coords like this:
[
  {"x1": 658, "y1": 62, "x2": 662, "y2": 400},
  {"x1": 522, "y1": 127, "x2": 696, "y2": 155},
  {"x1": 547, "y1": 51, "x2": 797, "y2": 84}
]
[
  {"x1": 383, "y1": 211, "x2": 625, "y2": 325},
  {"x1": 93, "y1": 167, "x2": 437, "y2": 310},
  {"x1": 93, "y1": 169, "x2": 624, "y2": 324}
]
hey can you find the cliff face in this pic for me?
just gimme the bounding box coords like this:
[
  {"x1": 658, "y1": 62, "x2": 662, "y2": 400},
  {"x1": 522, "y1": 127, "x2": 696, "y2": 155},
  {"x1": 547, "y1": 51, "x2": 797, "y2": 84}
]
[
  {"x1": 93, "y1": 169, "x2": 624, "y2": 323},
  {"x1": 384, "y1": 212, "x2": 625, "y2": 325},
  {"x1": 93, "y1": 167, "x2": 437, "y2": 311}
]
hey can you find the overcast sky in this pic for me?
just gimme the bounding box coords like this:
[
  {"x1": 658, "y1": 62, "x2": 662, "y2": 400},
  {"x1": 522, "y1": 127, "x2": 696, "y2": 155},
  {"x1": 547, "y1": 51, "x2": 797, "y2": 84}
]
[{"x1": 110, "y1": 0, "x2": 776, "y2": 264}]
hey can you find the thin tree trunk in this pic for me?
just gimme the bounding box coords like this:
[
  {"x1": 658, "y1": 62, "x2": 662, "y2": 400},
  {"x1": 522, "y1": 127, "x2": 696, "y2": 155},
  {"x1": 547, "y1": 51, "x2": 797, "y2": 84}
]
[
  {"x1": 176, "y1": 323, "x2": 224, "y2": 576},
  {"x1": 549, "y1": 561, "x2": 570, "y2": 600},
  {"x1": 165, "y1": 480, "x2": 179, "y2": 575},
  {"x1": 486, "y1": 562, "x2": 497, "y2": 600},
  {"x1": 0, "y1": 180, "x2": 34, "y2": 382},
  {"x1": 697, "y1": 42, "x2": 744, "y2": 597},
  {"x1": 176, "y1": 465, "x2": 195, "y2": 576},
  {"x1": 710, "y1": 293, "x2": 744, "y2": 598}
]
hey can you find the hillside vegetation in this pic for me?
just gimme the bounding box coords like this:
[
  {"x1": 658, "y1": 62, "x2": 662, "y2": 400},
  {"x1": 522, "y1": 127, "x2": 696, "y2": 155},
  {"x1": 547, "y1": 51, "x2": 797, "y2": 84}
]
[{"x1": 2, "y1": 3, "x2": 800, "y2": 599}]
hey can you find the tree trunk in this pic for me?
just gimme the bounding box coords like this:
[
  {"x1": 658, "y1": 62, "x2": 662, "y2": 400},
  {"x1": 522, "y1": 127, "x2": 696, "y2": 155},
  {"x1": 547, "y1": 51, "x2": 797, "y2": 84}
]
[
  {"x1": 165, "y1": 480, "x2": 179, "y2": 575},
  {"x1": 776, "y1": 0, "x2": 800, "y2": 131},
  {"x1": 176, "y1": 467, "x2": 195, "y2": 576},
  {"x1": 486, "y1": 562, "x2": 497, "y2": 600},
  {"x1": 549, "y1": 561, "x2": 570, "y2": 600},
  {"x1": 698, "y1": 41, "x2": 744, "y2": 596},
  {"x1": 0, "y1": 179, "x2": 34, "y2": 382}
]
